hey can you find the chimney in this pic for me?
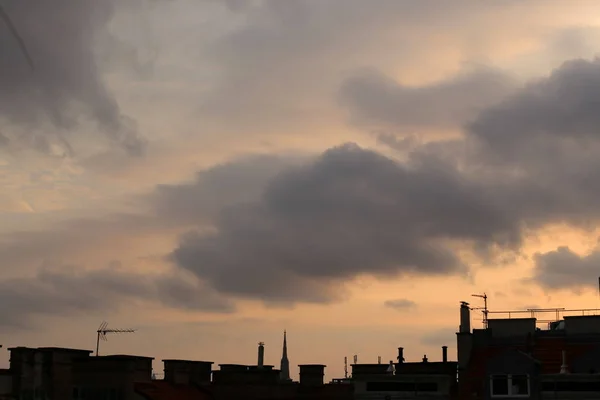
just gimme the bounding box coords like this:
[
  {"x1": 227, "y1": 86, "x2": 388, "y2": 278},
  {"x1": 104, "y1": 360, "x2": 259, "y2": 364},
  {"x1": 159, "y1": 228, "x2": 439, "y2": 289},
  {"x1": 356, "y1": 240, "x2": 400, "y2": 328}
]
[
  {"x1": 397, "y1": 347, "x2": 404, "y2": 364},
  {"x1": 442, "y1": 346, "x2": 448, "y2": 363},
  {"x1": 459, "y1": 301, "x2": 471, "y2": 333},
  {"x1": 422, "y1": 355, "x2": 428, "y2": 363},
  {"x1": 258, "y1": 342, "x2": 265, "y2": 368},
  {"x1": 298, "y1": 365, "x2": 325, "y2": 386}
]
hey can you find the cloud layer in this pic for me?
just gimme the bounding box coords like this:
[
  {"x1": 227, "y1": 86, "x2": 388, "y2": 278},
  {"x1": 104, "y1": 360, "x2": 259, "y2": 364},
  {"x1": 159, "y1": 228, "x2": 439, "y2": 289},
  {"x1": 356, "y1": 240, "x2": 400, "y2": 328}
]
[
  {"x1": 0, "y1": 0, "x2": 145, "y2": 155},
  {"x1": 340, "y1": 67, "x2": 517, "y2": 132},
  {"x1": 0, "y1": 261, "x2": 233, "y2": 329},
  {"x1": 7, "y1": 56, "x2": 600, "y2": 316},
  {"x1": 5, "y1": 0, "x2": 600, "y2": 328}
]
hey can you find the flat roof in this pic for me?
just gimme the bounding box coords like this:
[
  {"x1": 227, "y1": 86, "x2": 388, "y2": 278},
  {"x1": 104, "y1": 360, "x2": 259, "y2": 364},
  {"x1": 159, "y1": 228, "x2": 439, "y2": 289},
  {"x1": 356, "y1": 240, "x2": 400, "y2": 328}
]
[
  {"x1": 163, "y1": 359, "x2": 214, "y2": 364},
  {"x1": 299, "y1": 364, "x2": 326, "y2": 367},
  {"x1": 90, "y1": 355, "x2": 154, "y2": 360},
  {"x1": 8, "y1": 346, "x2": 92, "y2": 353},
  {"x1": 218, "y1": 364, "x2": 248, "y2": 367}
]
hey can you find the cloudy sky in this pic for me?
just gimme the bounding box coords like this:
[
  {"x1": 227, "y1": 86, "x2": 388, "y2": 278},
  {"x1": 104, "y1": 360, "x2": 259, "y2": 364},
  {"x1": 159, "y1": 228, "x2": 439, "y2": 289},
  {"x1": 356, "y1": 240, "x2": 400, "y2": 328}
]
[{"x1": 2, "y1": 0, "x2": 600, "y2": 379}]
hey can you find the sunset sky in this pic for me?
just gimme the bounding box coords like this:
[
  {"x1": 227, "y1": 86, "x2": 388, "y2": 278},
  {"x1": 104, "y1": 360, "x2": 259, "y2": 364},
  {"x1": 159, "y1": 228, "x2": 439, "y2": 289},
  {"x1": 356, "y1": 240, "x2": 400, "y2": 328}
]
[{"x1": 3, "y1": 0, "x2": 600, "y2": 380}]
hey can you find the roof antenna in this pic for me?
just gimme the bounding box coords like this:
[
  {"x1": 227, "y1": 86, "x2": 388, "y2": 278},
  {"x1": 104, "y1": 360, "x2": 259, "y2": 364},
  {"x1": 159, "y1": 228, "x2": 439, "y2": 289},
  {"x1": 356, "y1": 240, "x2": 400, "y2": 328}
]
[
  {"x1": 344, "y1": 357, "x2": 348, "y2": 379},
  {"x1": 95, "y1": 321, "x2": 136, "y2": 356},
  {"x1": 0, "y1": 4, "x2": 34, "y2": 70},
  {"x1": 471, "y1": 293, "x2": 489, "y2": 329}
]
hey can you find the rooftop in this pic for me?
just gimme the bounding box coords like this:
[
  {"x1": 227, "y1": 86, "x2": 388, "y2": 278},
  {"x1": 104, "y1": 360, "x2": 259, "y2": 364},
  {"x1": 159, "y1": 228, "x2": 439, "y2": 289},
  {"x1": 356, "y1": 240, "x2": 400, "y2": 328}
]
[
  {"x1": 8, "y1": 346, "x2": 92, "y2": 353},
  {"x1": 89, "y1": 354, "x2": 154, "y2": 360},
  {"x1": 163, "y1": 359, "x2": 214, "y2": 364}
]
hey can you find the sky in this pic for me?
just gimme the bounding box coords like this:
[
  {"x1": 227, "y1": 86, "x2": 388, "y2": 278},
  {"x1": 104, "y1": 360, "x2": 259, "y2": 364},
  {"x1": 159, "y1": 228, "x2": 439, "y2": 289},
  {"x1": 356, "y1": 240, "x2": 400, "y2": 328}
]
[{"x1": 3, "y1": 0, "x2": 600, "y2": 380}]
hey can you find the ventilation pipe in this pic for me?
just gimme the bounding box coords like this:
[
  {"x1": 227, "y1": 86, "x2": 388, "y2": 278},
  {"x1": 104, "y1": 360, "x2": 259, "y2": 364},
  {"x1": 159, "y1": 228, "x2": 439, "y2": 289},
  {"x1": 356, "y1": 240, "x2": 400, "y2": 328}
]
[
  {"x1": 397, "y1": 347, "x2": 404, "y2": 364},
  {"x1": 258, "y1": 342, "x2": 265, "y2": 368},
  {"x1": 442, "y1": 346, "x2": 448, "y2": 363}
]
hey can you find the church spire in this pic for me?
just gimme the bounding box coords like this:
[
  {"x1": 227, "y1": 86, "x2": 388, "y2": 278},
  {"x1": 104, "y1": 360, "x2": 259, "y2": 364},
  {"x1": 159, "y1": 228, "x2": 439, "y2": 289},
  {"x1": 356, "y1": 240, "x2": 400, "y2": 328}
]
[{"x1": 280, "y1": 330, "x2": 291, "y2": 381}]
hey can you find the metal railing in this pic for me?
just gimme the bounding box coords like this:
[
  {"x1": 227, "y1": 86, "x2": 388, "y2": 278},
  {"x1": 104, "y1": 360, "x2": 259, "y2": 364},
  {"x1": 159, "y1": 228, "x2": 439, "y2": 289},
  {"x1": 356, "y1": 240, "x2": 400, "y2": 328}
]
[{"x1": 486, "y1": 308, "x2": 600, "y2": 329}]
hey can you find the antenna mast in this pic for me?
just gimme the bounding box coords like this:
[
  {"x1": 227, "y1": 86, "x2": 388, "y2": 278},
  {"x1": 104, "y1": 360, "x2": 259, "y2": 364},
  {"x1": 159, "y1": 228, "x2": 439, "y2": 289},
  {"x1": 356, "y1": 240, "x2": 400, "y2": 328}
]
[
  {"x1": 344, "y1": 357, "x2": 348, "y2": 378},
  {"x1": 95, "y1": 321, "x2": 136, "y2": 356},
  {"x1": 471, "y1": 293, "x2": 489, "y2": 329}
]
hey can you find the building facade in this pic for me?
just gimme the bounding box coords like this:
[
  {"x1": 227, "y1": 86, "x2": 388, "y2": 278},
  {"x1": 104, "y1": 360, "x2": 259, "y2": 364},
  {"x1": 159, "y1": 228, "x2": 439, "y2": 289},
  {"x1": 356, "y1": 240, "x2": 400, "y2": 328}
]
[{"x1": 457, "y1": 303, "x2": 600, "y2": 400}]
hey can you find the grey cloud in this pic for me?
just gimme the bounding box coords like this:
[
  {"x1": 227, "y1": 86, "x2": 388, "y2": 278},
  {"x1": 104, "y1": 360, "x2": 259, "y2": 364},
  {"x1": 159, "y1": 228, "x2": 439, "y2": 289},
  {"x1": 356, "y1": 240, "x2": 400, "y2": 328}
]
[
  {"x1": 531, "y1": 246, "x2": 600, "y2": 291},
  {"x1": 198, "y1": 0, "x2": 524, "y2": 133},
  {"x1": 169, "y1": 143, "x2": 523, "y2": 303},
  {"x1": 469, "y1": 58, "x2": 600, "y2": 160},
  {"x1": 0, "y1": 262, "x2": 234, "y2": 329},
  {"x1": 384, "y1": 299, "x2": 417, "y2": 310},
  {"x1": 170, "y1": 56, "x2": 600, "y2": 301},
  {"x1": 13, "y1": 52, "x2": 600, "y2": 305},
  {"x1": 340, "y1": 67, "x2": 517, "y2": 131},
  {"x1": 465, "y1": 58, "x2": 600, "y2": 229},
  {"x1": 0, "y1": 153, "x2": 300, "y2": 272},
  {"x1": 152, "y1": 154, "x2": 306, "y2": 226},
  {"x1": 0, "y1": 0, "x2": 145, "y2": 155}
]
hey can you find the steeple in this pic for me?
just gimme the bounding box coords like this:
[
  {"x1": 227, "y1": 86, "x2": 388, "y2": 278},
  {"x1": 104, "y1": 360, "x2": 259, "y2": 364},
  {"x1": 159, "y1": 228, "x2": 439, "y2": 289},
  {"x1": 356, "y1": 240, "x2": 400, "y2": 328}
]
[{"x1": 280, "y1": 330, "x2": 291, "y2": 381}]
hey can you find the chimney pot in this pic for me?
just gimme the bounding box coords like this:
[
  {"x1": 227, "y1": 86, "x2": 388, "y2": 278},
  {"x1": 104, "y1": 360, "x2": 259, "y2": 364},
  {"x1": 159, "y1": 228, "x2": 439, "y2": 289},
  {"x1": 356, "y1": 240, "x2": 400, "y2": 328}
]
[
  {"x1": 442, "y1": 346, "x2": 448, "y2": 363},
  {"x1": 397, "y1": 347, "x2": 404, "y2": 364}
]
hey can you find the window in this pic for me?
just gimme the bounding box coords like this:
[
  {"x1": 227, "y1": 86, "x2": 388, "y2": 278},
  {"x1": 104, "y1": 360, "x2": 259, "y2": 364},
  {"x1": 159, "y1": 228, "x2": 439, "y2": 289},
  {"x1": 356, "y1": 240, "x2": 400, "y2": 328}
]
[{"x1": 491, "y1": 374, "x2": 530, "y2": 397}]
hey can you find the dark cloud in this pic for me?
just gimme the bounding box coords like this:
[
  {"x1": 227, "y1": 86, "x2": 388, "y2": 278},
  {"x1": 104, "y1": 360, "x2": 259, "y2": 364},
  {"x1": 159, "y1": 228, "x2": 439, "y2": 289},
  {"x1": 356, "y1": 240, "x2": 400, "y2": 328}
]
[
  {"x1": 531, "y1": 246, "x2": 600, "y2": 291},
  {"x1": 170, "y1": 57, "x2": 600, "y2": 301},
  {"x1": 384, "y1": 299, "x2": 417, "y2": 310},
  {"x1": 169, "y1": 143, "x2": 521, "y2": 303},
  {"x1": 465, "y1": 58, "x2": 600, "y2": 231},
  {"x1": 0, "y1": 0, "x2": 145, "y2": 155},
  {"x1": 0, "y1": 261, "x2": 234, "y2": 329},
  {"x1": 152, "y1": 154, "x2": 305, "y2": 226},
  {"x1": 469, "y1": 58, "x2": 600, "y2": 159},
  {"x1": 339, "y1": 67, "x2": 517, "y2": 131}
]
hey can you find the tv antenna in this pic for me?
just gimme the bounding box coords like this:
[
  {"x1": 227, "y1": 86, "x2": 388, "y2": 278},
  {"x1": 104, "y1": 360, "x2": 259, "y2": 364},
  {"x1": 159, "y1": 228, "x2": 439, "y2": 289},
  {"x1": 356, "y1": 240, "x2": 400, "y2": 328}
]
[
  {"x1": 344, "y1": 357, "x2": 348, "y2": 378},
  {"x1": 95, "y1": 321, "x2": 136, "y2": 356},
  {"x1": 471, "y1": 293, "x2": 489, "y2": 329}
]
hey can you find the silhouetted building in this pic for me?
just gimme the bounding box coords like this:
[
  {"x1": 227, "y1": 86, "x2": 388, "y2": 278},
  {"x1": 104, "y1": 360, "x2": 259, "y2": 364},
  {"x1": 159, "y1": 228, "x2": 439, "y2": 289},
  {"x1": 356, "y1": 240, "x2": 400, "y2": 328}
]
[
  {"x1": 72, "y1": 354, "x2": 154, "y2": 399},
  {"x1": 0, "y1": 369, "x2": 11, "y2": 399},
  {"x1": 457, "y1": 304, "x2": 600, "y2": 400},
  {"x1": 8, "y1": 346, "x2": 93, "y2": 399},
  {"x1": 351, "y1": 346, "x2": 458, "y2": 400}
]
